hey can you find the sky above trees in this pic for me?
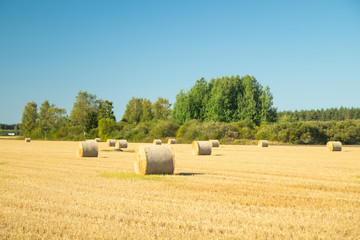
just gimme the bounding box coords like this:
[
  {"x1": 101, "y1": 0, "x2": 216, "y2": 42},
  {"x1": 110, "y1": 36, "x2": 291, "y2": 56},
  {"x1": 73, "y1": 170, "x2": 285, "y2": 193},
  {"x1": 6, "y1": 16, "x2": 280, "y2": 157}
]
[{"x1": 1, "y1": 0, "x2": 359, "y2": 124}]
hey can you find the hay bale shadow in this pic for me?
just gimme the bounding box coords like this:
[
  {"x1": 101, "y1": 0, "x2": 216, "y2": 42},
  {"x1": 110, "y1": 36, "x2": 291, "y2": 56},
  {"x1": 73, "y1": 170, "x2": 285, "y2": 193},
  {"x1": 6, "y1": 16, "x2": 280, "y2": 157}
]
[
  {"x1": 123, "y1": 149, "x2": 135, "y2": 153},
  {"x1": 176, "y1": 172, "x2": 204, "y2": 176}
]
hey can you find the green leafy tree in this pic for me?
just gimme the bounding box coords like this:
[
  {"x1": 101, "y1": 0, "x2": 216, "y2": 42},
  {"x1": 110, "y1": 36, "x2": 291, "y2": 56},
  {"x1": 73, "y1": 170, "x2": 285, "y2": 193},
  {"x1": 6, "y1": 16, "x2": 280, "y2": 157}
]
[
  {"x1": 38, "y1": 100, "x2": 67, "y2": 139},
  {"x1": 172, "y1": 75, "x2": 276, "y2": 125},
  {"x1": 98, "y1": 118, "x2": 117, "y2": 140},
  {"x1": 188, "y1": 77, "x2": 210, "y2": 120},
  {"x1": 38, "y1": 100, "x2": 51, "y2": 138},
  {"x1": 171, "y1": 89, "x2": 190, "y2": 123},
  {"x1": 98, "y1": 100, "x2": 116, "y2": 121},
  {"x1": 259, "y1": 86, "x2": 277, "y2": 123},
  {"x1": 69, "y1": 91, "x2": 99, "y2": 136},
  {"x1": 237, "y1": 75, "x2": 261, "y2": 124},
  {"x1": 153, "y1": 97, "x2": 171, "y2": 120},
  {"x1": 141, "y1": 99, "x2": 153, "y2": 122},
  {"x1": 84, "y1": 110, "x2": 98, "y2": 135},
  {"x1": 205, "y1": 76, "x2": 241, "y2": 122},
  {"x1": 21, "y1": 101, "x2": 38, "y2": 137},
  {"x1": 122, "y1": 97, "x2": 143, "y2": 123}
]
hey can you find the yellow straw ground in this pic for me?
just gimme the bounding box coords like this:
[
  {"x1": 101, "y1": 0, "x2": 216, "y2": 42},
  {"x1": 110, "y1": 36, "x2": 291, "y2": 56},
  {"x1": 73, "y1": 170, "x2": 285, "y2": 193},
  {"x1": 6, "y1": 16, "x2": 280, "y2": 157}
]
[{"x1": 0, "y1": 140, "x2": 359, "y2": 239}]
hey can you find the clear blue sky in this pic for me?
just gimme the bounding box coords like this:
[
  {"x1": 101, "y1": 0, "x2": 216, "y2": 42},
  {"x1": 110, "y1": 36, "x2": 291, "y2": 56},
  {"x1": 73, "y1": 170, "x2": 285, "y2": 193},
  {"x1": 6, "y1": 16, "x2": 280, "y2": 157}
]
[{"x1": 1, "y1": 0, "x2": 359, "y2": 124}]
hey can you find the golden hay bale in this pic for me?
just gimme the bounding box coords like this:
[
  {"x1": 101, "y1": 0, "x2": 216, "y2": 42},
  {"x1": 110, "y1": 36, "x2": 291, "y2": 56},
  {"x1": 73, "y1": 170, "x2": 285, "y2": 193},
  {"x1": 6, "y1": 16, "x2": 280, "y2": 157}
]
[
  {"x1": 134, "y1": 145, "x2": 175, "y2": 175},
  {"x1": 78, "y1": 140, "x2": 98, "y2": 157},
  {"x1": 192, "y1": 141, "x2": 212, "y2": 155},
  {"x1": 116, "y1": 139, "x2": 128, "y2": 149},
  {"x1": 326, "y1": 141, "x2": 342, "y2": 151},
  {"x1": 107, "y1": 139, "x2": 116, "y2": 147},
  {"x1": 258, "y1": 140, "x2": 269, "y2": 147},
  {"x1": 167, "y1": 139, "x2": 176, "y2": 144},
  {"x1": 25, "y1": 138, "x2": 31, "y2": 142},
  {"x1": 209, "y1": 139, "x2": 220, "y2": 147},
  {"x1": 94, "y1": 138, "x2": 100, "y2": 142},
  {"x1": 153, "y1": 139, "x2": 162, "y2": 145}
]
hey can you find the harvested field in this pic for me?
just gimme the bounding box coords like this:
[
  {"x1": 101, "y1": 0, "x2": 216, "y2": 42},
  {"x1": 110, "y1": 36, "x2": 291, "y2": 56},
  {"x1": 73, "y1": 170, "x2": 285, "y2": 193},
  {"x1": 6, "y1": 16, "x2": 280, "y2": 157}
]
[{"x1": 0, "y1": 140, "x2": 360, "y2": 239}]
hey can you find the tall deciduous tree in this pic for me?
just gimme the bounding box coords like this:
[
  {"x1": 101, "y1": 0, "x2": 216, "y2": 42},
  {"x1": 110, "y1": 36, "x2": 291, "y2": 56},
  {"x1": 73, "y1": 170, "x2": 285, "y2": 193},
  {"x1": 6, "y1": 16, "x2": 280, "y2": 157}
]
[
  {"x1": 69, "y1": 91, "x2": 99, "y2": 135},
  {"x1": 205, "y1": 76, "x2": 241, "y2": 122},
  {"x1": 38, "y1": 100, "x2": 66, "y2": 139},
  {"x1": 153, "y1": 97, "x2": 171, "y2": 120},
  {"x1": 171, "y1": 89, "x2": 190, "y2": 123},
  {"x1": 84, "y1": 110, "x2": 98, "y2": 134},
  {"x1": 122, "y1": 97, "x2": 143, "y2": 123},
  {"x1": 141, "y1": 99, "x2": 153, "y2": 122},
  {"x1": 21, "y1": 101, "x2": 38, "y2": 137},
  {"x1": 188, "y1": 77, "x2": 209, "y2": 120},
  {"x1": 259, "y1": 86, "x2": 277, "y2": 123},
  {"x1": 237, "y1": 75, "x2": 261, "y2": 124},
  {"x1": 98, "y1": 100, "x2": 116, "y2": 121}
]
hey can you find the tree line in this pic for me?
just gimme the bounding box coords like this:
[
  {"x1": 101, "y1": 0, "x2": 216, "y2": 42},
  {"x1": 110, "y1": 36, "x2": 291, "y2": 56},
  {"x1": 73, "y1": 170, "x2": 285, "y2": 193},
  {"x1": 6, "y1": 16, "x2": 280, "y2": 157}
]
[
  {"x1": 20, "y1": 91, "x2": 173, "y2": 140},
  {"x1": 0, "y1": 123, "x2": 22, "y2": 136},
  {"x1": 16, "y1": 74, "x2": 360, "y2": 144},
  {"x1": 278, "y1": 107, "x2": 360, "y2": 122}
]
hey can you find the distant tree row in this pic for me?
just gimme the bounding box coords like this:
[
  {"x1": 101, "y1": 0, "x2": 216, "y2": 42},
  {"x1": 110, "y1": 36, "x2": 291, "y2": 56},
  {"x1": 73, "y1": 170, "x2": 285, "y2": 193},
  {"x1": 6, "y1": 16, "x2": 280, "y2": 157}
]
[
  {"x1": 278, "y1": 107, "x2": 360, "y2": 122},
  {"x1": 21, "y1": 91, "x2": 116, "y2": 140},
  {"x1": 0, "y1": 123, "x2": 21, "y2": 130},
  {"x1": 0, "y1": 123, "x2": 22, "y2": 136},
  {"x1": 172, "y1": 75, "x2": 277, "y2": 125},
  {"x1": 20, "y1": 91, "x2": 173, "y2": 140},
  {"x1": 17, "y1": 75, "x2": 360, "y2": 144},
  {"x1": 21, "y1": 100, "x2": 67, "y2": 139},
  {"x1": 257, "y1": 119, "x2": 360, "y2": 144}
]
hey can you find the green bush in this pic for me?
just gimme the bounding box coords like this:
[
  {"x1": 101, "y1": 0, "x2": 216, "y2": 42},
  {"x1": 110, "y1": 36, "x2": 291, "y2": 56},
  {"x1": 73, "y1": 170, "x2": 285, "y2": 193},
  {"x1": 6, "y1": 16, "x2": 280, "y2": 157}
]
[
  {"x1": 150, "y1": 120, "x2": 180, "y2": 138},
  {"x1": 176, "y1": 119, "x2": 203, "y2": 142}
]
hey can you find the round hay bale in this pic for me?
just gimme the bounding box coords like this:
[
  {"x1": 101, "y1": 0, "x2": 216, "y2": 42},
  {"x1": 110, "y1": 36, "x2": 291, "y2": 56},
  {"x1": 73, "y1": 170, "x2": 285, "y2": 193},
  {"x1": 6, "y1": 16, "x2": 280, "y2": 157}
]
[
  {"x1": 167, "y1": 139, "x2": 176, "y2": 144},
  {"x1": 192, "y1": 141, "x2": 212, "y2": 155},
  {"x1": 326, "y1": 141, "x2": 342, "y2": 151},
  {"x1": 153, "y1": 139, "x2": 162, "y2": 145},
  {"x1": 25, "y1": 138, "x2": 31, "y2": 142},
  {"x1": 107, "y1": 139, "x2": 116, "y2": 147},
  {"x1": 209, "y1": 139, "x2": 220, "y2": 147},
  {"x1": 94, "y1": 138, "x2": 100, "y2": 142},
  {"x1": 78, "y1": 140, "x2": 98, "y2": 157},
  {"x1": 116, "y1": 139, "x2": 128, "y2": 149},
  {"x1": 134, "y1": 145, "x2": 175, "y2": 175},
  {"x1": 258, "y1": 140, "x2": 269, "y2": 147}
]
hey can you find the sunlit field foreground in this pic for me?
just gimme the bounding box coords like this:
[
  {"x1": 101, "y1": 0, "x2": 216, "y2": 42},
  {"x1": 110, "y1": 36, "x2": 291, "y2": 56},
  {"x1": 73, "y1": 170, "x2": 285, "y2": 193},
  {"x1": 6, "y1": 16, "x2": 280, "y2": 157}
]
[{"x1": 1, "y1": 140, "x2": 359, "y2": 239}]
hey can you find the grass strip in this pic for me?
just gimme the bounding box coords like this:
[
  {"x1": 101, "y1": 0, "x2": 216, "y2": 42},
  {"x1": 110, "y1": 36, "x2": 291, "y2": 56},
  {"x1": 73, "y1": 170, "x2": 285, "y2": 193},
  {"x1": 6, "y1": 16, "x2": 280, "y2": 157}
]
[{"x1": 100, "y1": 172, "x2": 171, "y2": 182}]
